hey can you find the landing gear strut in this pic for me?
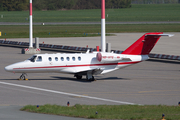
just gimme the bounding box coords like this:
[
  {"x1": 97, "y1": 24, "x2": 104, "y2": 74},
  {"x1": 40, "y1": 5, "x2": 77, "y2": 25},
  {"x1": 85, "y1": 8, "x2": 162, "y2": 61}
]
[
  {"x1": 19, "y1": 73, "x2": 28, "y2": 80},
  {"x1": 86, "y1": 75, "x2": 95, "y2": 81},
  {"x1": 74, "y1": 73, "x2": 96, "y2": 81},
  {"x1": 86, "y1": 72, "x2": 95, "y2": 81}
]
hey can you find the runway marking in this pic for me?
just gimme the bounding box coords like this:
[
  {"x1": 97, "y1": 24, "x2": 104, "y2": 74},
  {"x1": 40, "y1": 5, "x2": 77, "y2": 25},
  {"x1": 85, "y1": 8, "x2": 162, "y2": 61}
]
[{"x1": 0, "y1": 81, "x2": 139, "y2": 105}]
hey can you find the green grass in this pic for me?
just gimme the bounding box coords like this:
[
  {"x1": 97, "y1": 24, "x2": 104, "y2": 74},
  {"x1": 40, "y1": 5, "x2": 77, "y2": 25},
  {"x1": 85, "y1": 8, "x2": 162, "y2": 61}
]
[
  {"x1": 21, "y1": 104, "x2": 180, "y2": 120},
  {"x1": 1, "y1": 4, "x2": 180, "y2": 38},
  {"x1": 0, "y1": 4, "x2": 180, "y2": 23},
  {"x1": 0, "y1": 24, "x2": 180, "y2": 38},
  {"x1": 0, "y1": 25, "x2": 102, "y2": 38}
]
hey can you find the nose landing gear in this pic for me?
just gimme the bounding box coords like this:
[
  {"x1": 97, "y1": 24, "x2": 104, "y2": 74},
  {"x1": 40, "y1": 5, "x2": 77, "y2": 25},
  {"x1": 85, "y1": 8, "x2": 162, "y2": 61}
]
[{"x1": 19, "y1": 73, "x2": 28, "y2": 80}]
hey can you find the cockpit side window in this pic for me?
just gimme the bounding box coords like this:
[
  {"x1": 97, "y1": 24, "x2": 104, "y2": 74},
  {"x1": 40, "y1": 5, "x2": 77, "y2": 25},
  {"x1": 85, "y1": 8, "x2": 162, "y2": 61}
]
[
  {"x1": 36, "y1": 56, "x2": 42, "y2": 62},
  {"x1": 28, "y1": 55, "x2": 37, "y2": 62}
]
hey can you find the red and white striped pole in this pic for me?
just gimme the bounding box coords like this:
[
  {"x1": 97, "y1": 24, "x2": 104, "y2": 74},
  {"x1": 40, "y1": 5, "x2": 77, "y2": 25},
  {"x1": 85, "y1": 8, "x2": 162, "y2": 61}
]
[
  {"x1": 101, "y1": 0, "x2": 106, "y2": 52},
  {"x1": 29, "y1": 0, "x2": 33, "y2": 48}
]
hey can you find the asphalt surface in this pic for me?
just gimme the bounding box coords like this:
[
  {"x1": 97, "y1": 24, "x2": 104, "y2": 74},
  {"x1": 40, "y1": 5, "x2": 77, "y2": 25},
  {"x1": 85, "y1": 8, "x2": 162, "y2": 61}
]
[
  {"x1": 0, "y1": 32, "x2": 180, "y2": 120},
  {"x1": 0, "y1": 46, "x2": 180, "y2": 119}
]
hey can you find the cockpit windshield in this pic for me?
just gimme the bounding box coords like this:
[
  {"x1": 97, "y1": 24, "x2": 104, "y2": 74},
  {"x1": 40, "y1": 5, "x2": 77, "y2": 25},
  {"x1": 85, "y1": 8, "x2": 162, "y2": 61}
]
[{"x1": 28, "y1": 55, "x2": 37, "y2": 62}]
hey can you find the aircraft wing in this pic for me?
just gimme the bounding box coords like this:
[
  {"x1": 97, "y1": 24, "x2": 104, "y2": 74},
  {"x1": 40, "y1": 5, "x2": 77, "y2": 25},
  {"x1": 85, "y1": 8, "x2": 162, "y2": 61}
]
[{"x1": 75, "y1": 68, "x2": 103, "y2": 76}]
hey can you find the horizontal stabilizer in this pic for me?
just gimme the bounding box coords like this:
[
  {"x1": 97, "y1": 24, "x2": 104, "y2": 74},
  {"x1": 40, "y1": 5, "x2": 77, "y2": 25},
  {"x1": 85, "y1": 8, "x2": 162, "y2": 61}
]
[{"x1": 146, "y1": 34, "x2": 174, "y2": 37}]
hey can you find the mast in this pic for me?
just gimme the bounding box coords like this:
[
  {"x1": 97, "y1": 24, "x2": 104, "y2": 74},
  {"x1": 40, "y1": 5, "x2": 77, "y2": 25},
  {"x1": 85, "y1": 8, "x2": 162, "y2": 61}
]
[
  {"x1": 29, "y1": 0, "x2": 33, "y2": 48},
  {"x1": 101, "y1": 0, "x2": 106, "y2": 52}
]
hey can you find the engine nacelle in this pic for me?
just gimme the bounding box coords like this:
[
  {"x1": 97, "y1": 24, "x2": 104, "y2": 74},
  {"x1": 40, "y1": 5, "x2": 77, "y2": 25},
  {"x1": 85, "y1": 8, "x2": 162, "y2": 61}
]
[{"x1": 96, "y1": 52, "x2": 123, "y2": 63}]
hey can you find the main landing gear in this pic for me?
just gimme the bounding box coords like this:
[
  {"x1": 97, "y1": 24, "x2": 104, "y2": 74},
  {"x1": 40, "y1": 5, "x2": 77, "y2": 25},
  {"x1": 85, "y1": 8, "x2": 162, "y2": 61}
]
[
  {"x1": 19, "y1": 73, "x2": 28, "y2": 80},
  {"x1": 74, "y1": 75, "x2": 82, "y2": 80},
  {"x1": 74, "y1": 73, "x2": 96, "y2": 81},
  {"x1": 86, "y1": 71, "x2": 95, "y2": 81},
  {"x1": 86, "y1": 75, "x2": 95, "y2": 81}
]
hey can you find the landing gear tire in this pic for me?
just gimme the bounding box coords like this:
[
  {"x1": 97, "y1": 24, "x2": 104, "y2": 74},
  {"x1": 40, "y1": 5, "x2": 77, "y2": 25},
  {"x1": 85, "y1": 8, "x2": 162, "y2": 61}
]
[
  {"x1": 92, "y1": 76, "x2": 95, "y2": 81},
  {"x1": 19, "y1": 73, "x2": 28, "y2": 80},
  {"x1": 75, "y1": 75, "x2": 82, "y2": 80}
]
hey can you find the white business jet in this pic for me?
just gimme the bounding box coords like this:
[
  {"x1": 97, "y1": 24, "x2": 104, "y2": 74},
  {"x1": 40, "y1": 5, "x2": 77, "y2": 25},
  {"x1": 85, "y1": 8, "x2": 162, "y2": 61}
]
[{"x1": 4, "y1": 32, "x2": 172, "y2": 81}]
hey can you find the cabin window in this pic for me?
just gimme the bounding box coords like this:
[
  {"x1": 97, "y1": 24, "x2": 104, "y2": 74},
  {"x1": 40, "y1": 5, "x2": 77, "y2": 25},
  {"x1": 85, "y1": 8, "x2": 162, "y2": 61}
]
[
  {"x1": 66, "y1": 57, "x2": 70, "y2": 61},
  {"x1": 48, "y1": 57, "x2": 52, "y2": 61},
  {"x1": 55, "y1": 57, "x2": 58, "y2": 61},
  {"x1": 28, "y1": 55, "x2": 37, "y2": 62},
  {"x1": 61, "y1": 57, "x2": 64, "y2": 61},
  {"x1": 36, "y1": 56, "x2": 42, "y2": 62},
  {"x1": 78, "y1": 57, "x2": 81, "y2": 61},
  {"x1": 72, "y1": 57, "x2": 75, "y2": 61}
]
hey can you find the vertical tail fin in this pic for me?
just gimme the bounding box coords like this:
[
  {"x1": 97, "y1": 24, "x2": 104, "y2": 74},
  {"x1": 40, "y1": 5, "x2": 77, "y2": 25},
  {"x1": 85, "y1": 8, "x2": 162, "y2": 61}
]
[{"x1": 121, "y1": 32, "x2": 171, "y2": 55}]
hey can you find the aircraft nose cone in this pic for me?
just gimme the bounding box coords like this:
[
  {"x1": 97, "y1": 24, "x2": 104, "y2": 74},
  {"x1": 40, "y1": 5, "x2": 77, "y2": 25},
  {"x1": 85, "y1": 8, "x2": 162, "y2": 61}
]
[{"x1": 4, "y1": 65, "x2": 13, "y2": 72}]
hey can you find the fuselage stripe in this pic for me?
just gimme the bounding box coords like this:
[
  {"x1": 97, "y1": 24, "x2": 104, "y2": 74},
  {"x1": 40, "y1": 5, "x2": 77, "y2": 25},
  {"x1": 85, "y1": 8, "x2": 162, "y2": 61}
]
[{"x1": 13, "y1": 61, "x2": 140, "y2": 70}]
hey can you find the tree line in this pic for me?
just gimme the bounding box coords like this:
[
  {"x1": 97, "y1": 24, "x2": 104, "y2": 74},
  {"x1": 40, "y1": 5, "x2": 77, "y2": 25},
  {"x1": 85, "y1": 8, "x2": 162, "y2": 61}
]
[
  {"x1": 0, "y1": 0, "x2": 131, "y2": 11},
  {"x1": 0, "y1": 0, "x2": 29, "y2": 11}
]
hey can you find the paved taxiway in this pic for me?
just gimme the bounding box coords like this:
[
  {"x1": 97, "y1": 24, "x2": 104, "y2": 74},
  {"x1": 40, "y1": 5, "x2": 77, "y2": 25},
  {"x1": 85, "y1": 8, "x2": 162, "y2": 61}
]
[
  {"x1": 0, "y1": 46, "x2": 180, "y2": 106},
  {"x1": 0, "y1": 33, "x2": 180, "y2": 119}
]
